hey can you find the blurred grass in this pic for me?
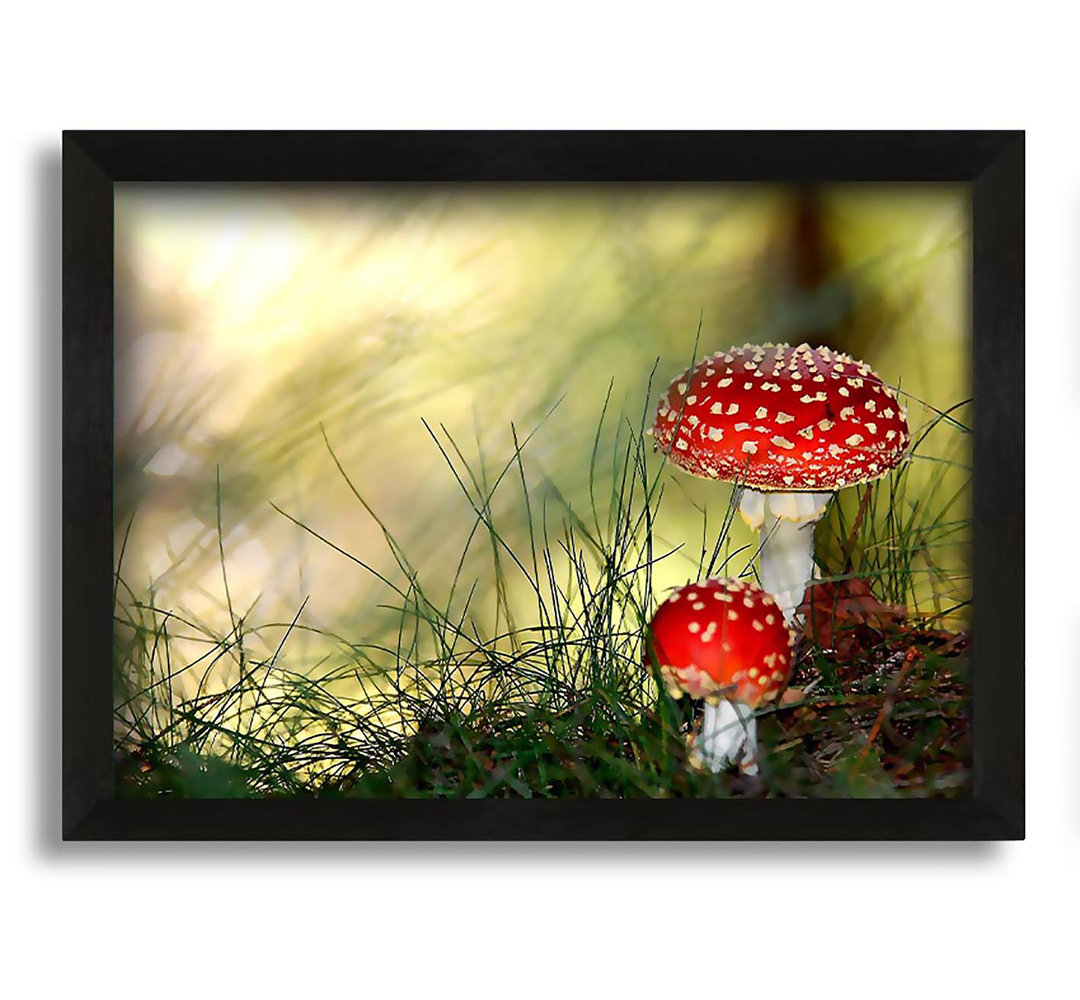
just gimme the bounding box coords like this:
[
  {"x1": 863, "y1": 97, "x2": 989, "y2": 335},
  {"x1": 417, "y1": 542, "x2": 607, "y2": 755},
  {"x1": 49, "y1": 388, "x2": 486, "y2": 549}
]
[{"x1": 113, "y1": 183, "x2": 971, "y2": 798}]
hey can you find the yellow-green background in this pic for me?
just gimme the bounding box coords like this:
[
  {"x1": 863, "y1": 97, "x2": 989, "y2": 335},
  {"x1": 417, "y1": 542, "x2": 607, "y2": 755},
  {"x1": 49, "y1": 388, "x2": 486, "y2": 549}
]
[{"x1": 115, "y1": 183, "x2": 970, "y2": 707}]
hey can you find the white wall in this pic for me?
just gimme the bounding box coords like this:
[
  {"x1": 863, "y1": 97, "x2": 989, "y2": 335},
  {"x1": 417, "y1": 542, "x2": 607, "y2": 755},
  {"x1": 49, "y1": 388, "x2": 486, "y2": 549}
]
[{"x1": 6, "y1": 4, "x2": 1073, "y2": 997}]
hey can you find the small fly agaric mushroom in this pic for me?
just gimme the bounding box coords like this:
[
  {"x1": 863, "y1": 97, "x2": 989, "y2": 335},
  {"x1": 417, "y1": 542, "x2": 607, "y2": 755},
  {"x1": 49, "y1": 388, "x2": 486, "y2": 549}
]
[
  {"x1": 651, "y1": 342, "x2": 909, "y2": 623},
  {"x1": 643, "y1": 578, "x2": 794, "y2": 773}
]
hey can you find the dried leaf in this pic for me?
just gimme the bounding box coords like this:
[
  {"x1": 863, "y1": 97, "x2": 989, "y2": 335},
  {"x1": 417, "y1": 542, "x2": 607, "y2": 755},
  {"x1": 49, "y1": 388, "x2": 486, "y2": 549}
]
[{"x1": 798, "y1": 577, "x2": 906, "y2": 657}]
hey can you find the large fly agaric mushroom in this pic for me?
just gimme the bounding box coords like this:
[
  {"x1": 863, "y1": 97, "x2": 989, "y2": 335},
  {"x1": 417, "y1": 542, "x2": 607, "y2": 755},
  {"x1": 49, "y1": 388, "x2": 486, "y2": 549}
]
[
  {"x1": 644, "y1": 578, "x2": 794, "y2": 773},
  {"x1": 651, "y1": 342, "x2": 910, "y2": 623}
]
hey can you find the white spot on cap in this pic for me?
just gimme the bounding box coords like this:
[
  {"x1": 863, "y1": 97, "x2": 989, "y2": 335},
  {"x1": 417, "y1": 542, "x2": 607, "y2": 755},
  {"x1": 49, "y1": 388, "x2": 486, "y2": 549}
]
[
  {"x1": 741, "y1": 441, "x2": 758, "y2": 455},
  {"x1": 707, "y1": 427, "x2": 724, "y2": 441}
]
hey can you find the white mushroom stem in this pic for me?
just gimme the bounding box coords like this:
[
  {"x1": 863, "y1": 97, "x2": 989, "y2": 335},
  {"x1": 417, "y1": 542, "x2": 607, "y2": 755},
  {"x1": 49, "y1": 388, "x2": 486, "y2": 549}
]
[
  {"x1": 699, "y1": 700, "x2": 758, "y2": 774},
  {"x1": 740, "y1": 488, "x2": 833, "y2": 624}
]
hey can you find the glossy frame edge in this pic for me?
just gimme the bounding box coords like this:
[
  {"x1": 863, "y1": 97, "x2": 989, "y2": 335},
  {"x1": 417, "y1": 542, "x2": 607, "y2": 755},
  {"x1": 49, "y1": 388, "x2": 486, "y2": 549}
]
[{"x1": 61, "y1": 130, "x2": 1024, "y2": 841}]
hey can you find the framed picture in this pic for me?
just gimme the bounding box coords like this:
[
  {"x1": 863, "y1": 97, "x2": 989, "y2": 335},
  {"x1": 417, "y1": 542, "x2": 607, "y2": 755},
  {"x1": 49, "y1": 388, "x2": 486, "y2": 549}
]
[{"x1": 63, "y1": 131, "x2": 1023, "y2": 839}]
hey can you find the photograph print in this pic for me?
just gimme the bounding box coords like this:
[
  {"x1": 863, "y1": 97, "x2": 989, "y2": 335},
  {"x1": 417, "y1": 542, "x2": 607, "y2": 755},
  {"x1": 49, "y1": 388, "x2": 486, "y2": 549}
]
[{"x1": 112, "y1": 180, "x2": 972, "y2": 801}]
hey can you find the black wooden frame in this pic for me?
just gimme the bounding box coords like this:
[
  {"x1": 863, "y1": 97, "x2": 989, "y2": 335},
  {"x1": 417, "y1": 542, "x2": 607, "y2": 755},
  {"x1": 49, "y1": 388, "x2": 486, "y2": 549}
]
[{"x1": 62, "y1": 131, "x2": 1024, "y2": 840}]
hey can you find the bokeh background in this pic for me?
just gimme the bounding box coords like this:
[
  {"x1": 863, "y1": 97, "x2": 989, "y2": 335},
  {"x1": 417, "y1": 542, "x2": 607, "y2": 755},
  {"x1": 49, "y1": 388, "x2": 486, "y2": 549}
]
[{"x1": 114, "y1": 182, "x2": 970, "y2": 721}]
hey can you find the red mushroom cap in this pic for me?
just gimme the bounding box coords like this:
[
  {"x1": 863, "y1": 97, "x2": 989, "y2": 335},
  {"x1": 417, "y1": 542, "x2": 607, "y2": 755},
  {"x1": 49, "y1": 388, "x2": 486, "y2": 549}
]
[
  {"x1": 643, "y1": 578, "x2": 794, "y2": 707},
  {"x1": 651, "y1": 343, "x2": 910, "y2": 491}
]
